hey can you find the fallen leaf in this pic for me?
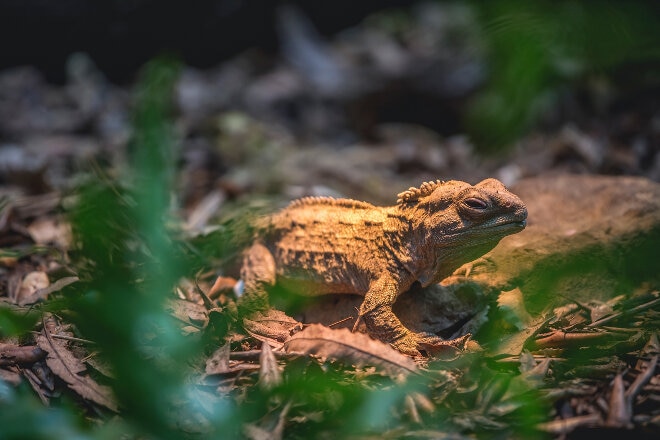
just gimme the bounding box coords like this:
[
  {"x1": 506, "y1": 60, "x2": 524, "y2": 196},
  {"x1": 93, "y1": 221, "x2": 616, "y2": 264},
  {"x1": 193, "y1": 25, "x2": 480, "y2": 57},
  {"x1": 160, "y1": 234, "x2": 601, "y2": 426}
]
[
  {"x1": 36, "y1": 323, "x2": 118, "y2": 412},
  {"x1": 259, "y1": 342, "x2": 281, "y2": 389},
  {"x1": 537, "y1": 414, "x2": 602, "y2": 434},
  {"x1": 0, "y1": 343, "x2": 47, "y2": 366},
  {"x1": 497, "y1": 287, "x2": 533, "y2": 330},
  {"x1": 205, "y1": 343, "x2": 231, "y2": 375},
  {"x1": 244, "y1": 310, "x2": 303, "y2": 348},
  {"x1": 17, "y1": 271, "x2": 49, "y2": 305},
  {"x1": 489, "y1": 315, "x2": 548, "y2": 357},
  {"x1": 166, "y1": 298, "x2": 209, "y2": 328},
  {"x1": 606, "y1": 374, "x2": 631, "y2": 428},
  {"x1": 283, "y1": 324, "x2": 418, "y2": 377},
  {"x1": 18, "y1": 276, "x2": 78, "y2": 306},
  {"x1": 243, "y1": 401, "x2": 291, "y2": 440},
  {"x1": 0, "y1": 367, "x2": 22, "y2": 386},
  {"x1": 27, "y1": 217, "x2": 72, "y2": 248}
]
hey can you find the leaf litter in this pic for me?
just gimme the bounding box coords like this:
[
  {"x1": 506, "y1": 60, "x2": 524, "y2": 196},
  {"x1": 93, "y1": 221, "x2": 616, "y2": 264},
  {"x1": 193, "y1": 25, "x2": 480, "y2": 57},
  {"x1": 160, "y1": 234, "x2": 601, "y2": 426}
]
[
  {"x1": 0, "y1": 49, "x2": 658, "y2": 439},
  {"x1": 1, "y1": 181, "x2": 659, "y2": 438}
]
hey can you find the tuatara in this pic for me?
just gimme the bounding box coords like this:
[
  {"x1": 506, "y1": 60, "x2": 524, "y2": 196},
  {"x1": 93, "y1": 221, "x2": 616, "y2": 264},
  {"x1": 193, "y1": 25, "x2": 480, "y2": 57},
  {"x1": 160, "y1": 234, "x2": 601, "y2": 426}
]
[{"x1": 238, "y1": 178, "x2": 527, "y2": 355}]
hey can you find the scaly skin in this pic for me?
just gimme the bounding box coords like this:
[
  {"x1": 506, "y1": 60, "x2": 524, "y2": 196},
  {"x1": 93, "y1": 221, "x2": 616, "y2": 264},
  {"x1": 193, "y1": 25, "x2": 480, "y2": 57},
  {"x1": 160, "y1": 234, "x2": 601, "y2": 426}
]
[{"x1": 238, "y1": 178, "x2": 527, "y2": 356}]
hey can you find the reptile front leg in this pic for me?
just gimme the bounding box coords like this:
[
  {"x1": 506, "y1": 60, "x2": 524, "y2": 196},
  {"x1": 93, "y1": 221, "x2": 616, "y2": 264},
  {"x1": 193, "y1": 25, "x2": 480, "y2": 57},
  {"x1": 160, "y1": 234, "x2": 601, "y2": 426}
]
[
  {"x1": 238, "y1": 242, "x2": 276, "y2": 313},
  {"x1": 238, "y1": 243, "x2": 303, "y2": 343},
  {"x1": 357, "y1": 276, "x2": 448, "y2": 356}
]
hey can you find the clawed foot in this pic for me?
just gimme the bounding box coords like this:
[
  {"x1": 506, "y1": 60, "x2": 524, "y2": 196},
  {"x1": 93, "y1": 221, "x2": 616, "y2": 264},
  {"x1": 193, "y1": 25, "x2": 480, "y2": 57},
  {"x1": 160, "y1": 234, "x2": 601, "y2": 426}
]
[{"x1": 392, "y1": 332, "x2": 472, "y2": 358}]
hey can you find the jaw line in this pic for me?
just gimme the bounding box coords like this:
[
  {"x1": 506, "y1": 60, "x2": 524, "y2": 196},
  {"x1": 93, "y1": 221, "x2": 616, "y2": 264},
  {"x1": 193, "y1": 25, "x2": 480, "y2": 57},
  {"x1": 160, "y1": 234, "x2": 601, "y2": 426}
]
[{"x1": 434, "y1": 220, "x2": 525, "y2": 248}]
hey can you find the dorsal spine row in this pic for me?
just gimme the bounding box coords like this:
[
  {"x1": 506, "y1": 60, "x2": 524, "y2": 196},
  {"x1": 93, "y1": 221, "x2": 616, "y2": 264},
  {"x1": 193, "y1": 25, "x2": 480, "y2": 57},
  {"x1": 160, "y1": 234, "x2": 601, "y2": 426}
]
[
  {"x1": 288, "y1": 196, "x2": 375, "y2": 210},
  {"x1": 396, "y1": 180, "x2": 444, "y2": 204}
]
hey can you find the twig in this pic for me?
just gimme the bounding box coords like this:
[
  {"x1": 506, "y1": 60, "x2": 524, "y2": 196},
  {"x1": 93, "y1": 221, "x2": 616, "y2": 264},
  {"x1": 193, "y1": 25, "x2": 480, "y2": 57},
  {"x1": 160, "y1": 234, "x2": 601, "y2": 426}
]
[
  {"x1": 194, "y1": 274, "x2": 215, "y2": 310},
  {"x1": 534, "y1": 330, "x2": 608, "y2": 349},
  {"x1": 0, "y1": 345, "x2": 46, "y2": 365},
  {"x1": 626, "y1": 354, "x2": 658, "y2": 400},
  {"x1": 229, "y1": 349, "x2": 300, "y2": 362},
  {"x1": 587, "y1": 297, "x2": 660, "y2": 328},
  {"x1": 328, "y1": 316, "x2": 353, "y2": 328},
  {"x1": 537, "y1": 413, "x2": 602, "y2": 434},
  {"x1": 31, "y1": 331, "x2": 95, "y2": 345}
]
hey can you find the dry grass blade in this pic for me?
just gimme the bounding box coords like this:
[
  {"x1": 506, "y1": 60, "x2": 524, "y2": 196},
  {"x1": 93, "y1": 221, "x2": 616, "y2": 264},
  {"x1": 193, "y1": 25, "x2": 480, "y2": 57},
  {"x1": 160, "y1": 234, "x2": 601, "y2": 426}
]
[
  {"x1": 243, "y1": 401, "x2": 291, "y2": 440},
  {"x1": 626, "y1": 354, "x2": 658, "y2": 400},
  {"x1": 18, "y1": 276, "x2": 79, "y2": 306},
  {"x1": 636, "y1": 333, "x2": 659, "y2": 371},
  {"x1": 36, "y1": 322, "x2": 118, "y2": 412},
  {"x1": 605, "y1": 374, "x2": 631, "y2": 428},
  {"x1": 283, "y1": 324, "x2": 418, "y2": 376},
  {"x1": 537, "y1": 413, "x2": 602, "y2": 434},
  {"x1": 259, "y1": 342, "x2": 281, "y2": 389},
  {"x1": 533, "y1": 330, "x2": 610, "y2": 349},
  {"x1": 587, "y1": 297, "x2": 660, "y2": 328}
]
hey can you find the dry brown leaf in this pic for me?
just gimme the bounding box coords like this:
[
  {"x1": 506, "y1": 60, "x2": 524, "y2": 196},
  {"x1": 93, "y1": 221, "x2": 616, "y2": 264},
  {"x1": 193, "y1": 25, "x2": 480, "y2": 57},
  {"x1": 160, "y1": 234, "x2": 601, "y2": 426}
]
[
  {"x1": 166, "y1": 298, "x2": 209, "y2": 328},
  {"x1": 18, "y1": 276, "x2": 78, "y2": 306},
  {"x1": 259, "y1": 342, "x2": 281, "y2": 389},
  {"x1": 205, "y1": 343, "x2": 231, "y2": 375},
  {"x1": 185, "y1": 190, "x2": 225, "y2": 232},
  {"x1": 489, "y1": 315, "x2": 547, "y2": 357},
  {"x1": 537, "y1": 414, "x2": 602, "y2": 434},
  {"x1": 0, "y1": 343, "x2": 46, "y2": 366},
  {"x1": 636, "y1": 333, "x2": 659, "y2": 370},
  {"x1": 243, "y1": 401, "x2": 291, "y2": 440},
  {"x1": 283, "y1": 324, "x2": 418, "y2": 377},
  {"x1": 244, "y1": 310, "x2": 303, "y2": 348},
  {"x1": 606, "y1": 373, "x2": 631, "y2": 428},
  {"x1": 17, "y1": 271, "x2": 49, "y2": 305},
  {"x1": 0, "y1": 367, "x2": 22, "y2": 386},
  {"x1": 27, "y1": 217, "x2": 72, "y2": 248},
  {"x1": 36, "y1": 329, "x2": 118, "y2": 412}
]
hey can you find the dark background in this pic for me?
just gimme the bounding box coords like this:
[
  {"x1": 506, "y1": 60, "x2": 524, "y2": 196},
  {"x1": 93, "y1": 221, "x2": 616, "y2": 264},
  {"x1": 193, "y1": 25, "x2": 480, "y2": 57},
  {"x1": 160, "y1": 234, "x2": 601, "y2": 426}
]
[{"x1": 1, "y1": 0, "x2": 413, "y2": 83}]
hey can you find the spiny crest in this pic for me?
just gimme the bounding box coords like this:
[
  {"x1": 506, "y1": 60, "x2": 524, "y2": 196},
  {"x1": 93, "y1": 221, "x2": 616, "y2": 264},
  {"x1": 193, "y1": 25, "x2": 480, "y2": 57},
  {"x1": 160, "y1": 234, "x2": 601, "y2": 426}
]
[
  {"x1": 288, "y1": 196, "x2": 375, "y2": 210},
  {"x1": 396, "y1": 180, "x2": 445, "y2": 204}
]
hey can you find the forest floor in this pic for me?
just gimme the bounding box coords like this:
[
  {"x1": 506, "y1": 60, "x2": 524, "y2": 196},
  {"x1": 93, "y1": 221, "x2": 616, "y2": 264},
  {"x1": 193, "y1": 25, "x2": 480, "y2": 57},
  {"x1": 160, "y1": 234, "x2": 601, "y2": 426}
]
[{"x1": 1, "y1": 4, "x2": 659, "y2": 439}]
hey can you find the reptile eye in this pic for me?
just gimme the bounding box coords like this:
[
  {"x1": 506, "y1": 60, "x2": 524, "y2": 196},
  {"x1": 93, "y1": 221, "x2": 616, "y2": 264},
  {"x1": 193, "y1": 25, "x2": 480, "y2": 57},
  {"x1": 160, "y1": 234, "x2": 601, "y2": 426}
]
[{"x1": 464, "y1": 197, "x2": 488, "y2": 210}]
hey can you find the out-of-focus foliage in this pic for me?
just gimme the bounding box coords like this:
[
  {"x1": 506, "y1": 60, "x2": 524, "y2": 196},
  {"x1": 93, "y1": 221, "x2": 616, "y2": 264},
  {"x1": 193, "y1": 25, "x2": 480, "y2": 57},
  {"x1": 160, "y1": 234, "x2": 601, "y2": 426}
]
[
  {"x1": 0, "y1": 55, "x2": 552, "y2": 440},
  {"x1": 466, "y1": 0, "x2": 660, "y2": 151}
]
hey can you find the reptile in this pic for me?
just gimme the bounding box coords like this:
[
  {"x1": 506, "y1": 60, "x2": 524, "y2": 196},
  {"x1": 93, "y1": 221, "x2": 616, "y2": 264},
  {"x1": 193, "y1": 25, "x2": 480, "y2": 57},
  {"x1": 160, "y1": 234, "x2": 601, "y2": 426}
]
[{"x1": 237, "y1": 178, "x2": 527, "y2": 355}]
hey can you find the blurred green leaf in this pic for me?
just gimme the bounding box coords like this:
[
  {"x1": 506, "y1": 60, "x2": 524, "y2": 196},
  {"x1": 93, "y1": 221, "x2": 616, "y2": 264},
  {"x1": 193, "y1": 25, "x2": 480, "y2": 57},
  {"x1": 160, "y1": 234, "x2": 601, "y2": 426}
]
[
  {"x1": 467, "y1": 0, "x2": 660, "y2": 151},
  {"x1": 0, "y1": 305, "x2": 39, "y2": 337}
]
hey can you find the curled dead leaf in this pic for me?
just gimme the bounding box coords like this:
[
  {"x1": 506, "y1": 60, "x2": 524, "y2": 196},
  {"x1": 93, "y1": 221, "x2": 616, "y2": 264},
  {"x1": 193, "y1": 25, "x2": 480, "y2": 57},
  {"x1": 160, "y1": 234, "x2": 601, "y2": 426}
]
[
  {"x1": 244, "y1": 310, "x2": 303, "y2": 349},
  {"x1": 205, "y1": 343, "x2": 231, "y2": 375},
  {"x1": 283, "y1": 324, "x2": 418, "y2": 377},
  {"x1": 36, "y1": 320, "x2": 118, "y2": 412},
  {"x1": 17, "y1": 271, "x2": 49, "y2": 305}
]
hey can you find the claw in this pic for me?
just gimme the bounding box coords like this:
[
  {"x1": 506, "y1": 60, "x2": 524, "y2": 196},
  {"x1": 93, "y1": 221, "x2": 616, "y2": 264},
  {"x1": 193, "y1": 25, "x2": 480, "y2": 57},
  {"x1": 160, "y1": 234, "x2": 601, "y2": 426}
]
[{"x1": 392, "y1": 332, "x2": 472, "y2": 358}]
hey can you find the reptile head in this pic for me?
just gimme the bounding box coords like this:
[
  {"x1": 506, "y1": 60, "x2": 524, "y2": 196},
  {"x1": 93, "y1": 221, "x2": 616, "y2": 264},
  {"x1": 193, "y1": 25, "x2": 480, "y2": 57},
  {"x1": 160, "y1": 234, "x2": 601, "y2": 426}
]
[
  {"x1": 424, "y1": 178, "x2": 526, "y2": 240},
  {"x1": 397, "y1": 178, "x2": 527, "y2": 282}
]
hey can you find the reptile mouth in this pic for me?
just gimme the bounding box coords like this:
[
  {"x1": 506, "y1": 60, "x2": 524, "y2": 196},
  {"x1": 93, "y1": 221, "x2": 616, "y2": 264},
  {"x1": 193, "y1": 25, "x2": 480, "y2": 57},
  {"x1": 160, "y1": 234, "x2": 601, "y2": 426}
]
[
  {"x1": 471, "y1": 218, "x2": 526, "y2": 236},
  {"x1": 495, "y1": 219, "x2": 526, "y2": 231}
]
